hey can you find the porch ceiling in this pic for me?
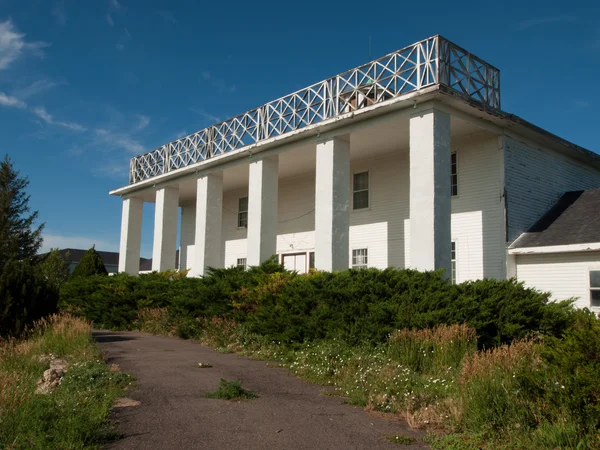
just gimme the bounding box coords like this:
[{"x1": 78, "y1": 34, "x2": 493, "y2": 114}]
[{"x1": 136, "y1": 114, "x2": 482, "y2": 205}]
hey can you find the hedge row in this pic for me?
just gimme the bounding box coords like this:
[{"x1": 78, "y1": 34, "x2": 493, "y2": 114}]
[{"x1": 59, "y1": 258, "x2": 576, "y2": 348}]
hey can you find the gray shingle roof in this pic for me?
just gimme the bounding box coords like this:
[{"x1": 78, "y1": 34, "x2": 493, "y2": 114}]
[{"x1": 510, "y1": 189, "x2": 600, "y2": 248}]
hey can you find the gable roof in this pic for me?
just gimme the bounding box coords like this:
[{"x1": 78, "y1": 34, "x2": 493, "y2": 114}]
[{"x1": 510, "y1": 189, "x2": 600, "y2": 249}]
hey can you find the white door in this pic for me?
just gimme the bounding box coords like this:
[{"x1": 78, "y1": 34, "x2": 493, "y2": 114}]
[{"x1": 282, "y1": 253, "x2": 307, "y2": 274}]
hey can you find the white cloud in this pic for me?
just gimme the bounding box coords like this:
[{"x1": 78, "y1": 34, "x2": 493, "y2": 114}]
[
  {"x1": 0, "y1": 92, "x2": 26, "y2": 109},
  {"x1": 189, "y1": 106, "x2": 221, "y2": 124},
  {"x1": 41, "y1": 233, "x2": 119, "y2": 253},
  {"x1": 0, "y1": 19, "x2": 50, "y2": 71},
  {"x1": 13, "y1": 78, "x2": 65, "y2": 99},
  {"x1": 110, "y1": 0, "x2": 122, "y2": 9},
  {"x1": 33, "y1": 106, "x2": 86, "y2": 131},
  {"x1": 516, "y1": 16, "x2": 577, "y2": 31},
  {"x1": 106, "y1": 14, "x2": 114, "y2": 27},
  {"x1": 135, "y1": 114, "x2": 150, "y2": 131},
  {"x1": 95, "y1": 128, "x2": 145, "y2": 154},
  {"x1": 52, "y1": 1, "x2": 67, "y2": 26}
]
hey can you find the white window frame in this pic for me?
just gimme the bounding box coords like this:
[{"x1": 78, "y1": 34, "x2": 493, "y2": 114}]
[
  {"x1": 451, "y1": 241, "x2": 457, "y2": 284},
  {"x1": 352, "y1": 170, "x2": 370, "y2": 210},
  {"x1": 451, "y1": 151, "x2": 458, "y2": 197},
  {"x1": 236, "y1": 258, "x2": 247, "y2": 270},
  {"x1": 590, "y1": 270, "x2": 600, "y2": 308},
  {"x1": 237, "y1": 197, "x2": 248, "y2": 228},
  {"x1": 352, "y1": 248, "x2": 368, "y2": 269}
]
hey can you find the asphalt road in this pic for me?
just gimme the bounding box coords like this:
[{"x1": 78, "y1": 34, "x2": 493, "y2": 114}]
[{"x1": 94, "y1": 331, "x2": 427, "y2": 450}]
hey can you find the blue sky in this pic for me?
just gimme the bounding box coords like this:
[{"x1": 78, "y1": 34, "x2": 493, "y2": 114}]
[{"x1": 0, "y1": 0, "x2": 598, "y2": 258}]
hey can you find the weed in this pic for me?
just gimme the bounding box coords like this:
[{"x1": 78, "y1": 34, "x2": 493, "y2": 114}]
[
  {"x1": 386, "y1": 434, "x2": 416, "y2": 445},
  {"x1": 203, "y1": 379, "x2": 257, "y2": 400}
]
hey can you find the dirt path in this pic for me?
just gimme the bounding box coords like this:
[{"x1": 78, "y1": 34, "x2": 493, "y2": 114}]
[{"x1": 95, "y1": 331, "x2": 427, "y2": 450}]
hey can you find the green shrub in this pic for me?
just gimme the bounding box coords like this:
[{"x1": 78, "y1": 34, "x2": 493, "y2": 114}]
[
  {"x1": 203, "y1": 378, "x2": 257, "y2": 400},
  {"x1": 71, "y1": 247, "x2": 108, "y2": 278},
  {"x1": 0, "y1": 259, "x2": 58, "y2": 337}
]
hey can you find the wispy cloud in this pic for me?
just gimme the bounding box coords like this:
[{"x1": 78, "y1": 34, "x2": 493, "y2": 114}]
[
  {"x1": 173, "y1": 129, "x2": 188, "y2": 140},
  {"x1": 14, "y1": 78, "x2": 66, "y2": 99},
  {"x1": 0, "y1": 92, "x2": 26, "y2": 109},
  {"x1": 115, "y1": 28, "x2": 131, "y2": 51},
  {"x1": 110, "y1": 0, "x2": 122, "y2": 9},
  {"x1": 52, "y1": 1, "x2": 67, "y2": 26},
  {"x1": 0, "y1": 19, "x2": 50, "y2": 71},
  {"x1": 41, "y1": 233, "x2": 119, "y2": 253},
  {"x1": 516, "y1": 15, "x2": 577, "y2": 31},
  {"x1": 199, "y1": 71, "x2": 236, "y2": 94},
  {"x1": 33, "y1": 106, "x2": 86, "y2": 131},
  {"x1": 95, "y1": 128, "x2": 145, "y2": 154},
  {"x1": 116, "y1": 43, "x2": 124, "y2": 51},
  {"x1": 134, "y1": 114, "x2": 150, "y2": 131},
  {"x1": 155, "y1": 10, "x2": 177, "y2": 24},
  {"x1": 106, "y1": 14, "x2": 114, "y2": 27},
  {"x1": 189, "y1": 106, "x2": 221, "y2": 124}
]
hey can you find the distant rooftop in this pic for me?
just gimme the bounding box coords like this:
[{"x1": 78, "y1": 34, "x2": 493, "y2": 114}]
[
  {"x1": 128, "y1": 35, "x2": 500, "y2": 185},
  {"x1": 510, "y1": 189, "x2": 600, "y2": 248}
]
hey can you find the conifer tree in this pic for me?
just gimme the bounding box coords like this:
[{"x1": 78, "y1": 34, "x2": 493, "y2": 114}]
[
  {"x1": 71, "y1": 246, "x2": 108, "y2": 278},
  {"x1": 0, "y1": 155, "x2": 43, "y2": 268}
]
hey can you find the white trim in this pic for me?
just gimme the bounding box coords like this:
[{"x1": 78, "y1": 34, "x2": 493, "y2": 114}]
[{"x1": 509, "y1": 242, "x2": 600, "y2": 255}]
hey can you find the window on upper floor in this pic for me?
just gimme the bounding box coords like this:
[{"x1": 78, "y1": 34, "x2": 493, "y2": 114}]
[
  {"x1": 451, "y1": 152, "x2": 458, "y2": 197},
  {"x1": 591, "y1": 270, "x2": 600, "y2": 308},
  {"x1": 353, "y1": 171, "x2": 369, "y2": 210},
  {"x1": 352, "y1": 248, "x2": 368, "y2": 269},
  {"x1": 238, "y1": 197, "x2": 248, "y2": 228}
]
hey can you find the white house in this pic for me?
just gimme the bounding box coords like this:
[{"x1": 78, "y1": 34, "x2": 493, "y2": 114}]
[{"x1": 110, "y1": 36, "x2": 600, "y2": 308}]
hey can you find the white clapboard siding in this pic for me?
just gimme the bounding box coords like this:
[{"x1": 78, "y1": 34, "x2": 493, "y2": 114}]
[
  {"x1": 504, "y1": 136, "x2": 600, "y2": 243},
  {"x1": 516, "y1": 252, "x2": 600, "y2": 311}
]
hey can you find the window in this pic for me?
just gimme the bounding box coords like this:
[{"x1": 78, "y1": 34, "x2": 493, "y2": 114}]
[
  {"x1": 237, "y1": 258, "x2": 247, "y2": 270},
  {"x1": 352, "y1": 248, "x2": 368, "y2": 269},
  {"x1": 353, "y1": 171, "x2": 369, "y2": 210},
  {"x1": 451, "y1": 152, "x2": 458, "y2": 196},
  {"x1": 590, "y1": 271, "x2": 600, "y2": 307},
  {"x1": 309, "y1": 252, "x2": 315, "y2": 270},
  {"x1": 451, "y1": 242, "x2": 457, "y2": 284},
  {"x1": 237, "y1": 197, "x2": 248, "y2": 228}
]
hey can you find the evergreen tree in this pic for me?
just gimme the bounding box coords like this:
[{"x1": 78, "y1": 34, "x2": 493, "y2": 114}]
[
  {"x1": 0, "y1": 155, "x2": 44, "y2": 268},
  {"x1": 71, "y1": 246, "x2": 108, "y2": 278},
  {"x1": 39, "y1": 248, "x2": 71, "y2": 289}
]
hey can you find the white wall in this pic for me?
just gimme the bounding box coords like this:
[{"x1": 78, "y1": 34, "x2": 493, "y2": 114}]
[
  {"x1": 220, "y1": 131, "x2": 504, "y2": 281},
  {"x1": 516, "y1": 251, "x2": 600, "y2": 311},
  {"x1": 505, "y1": 136, "x2": 600, "y2": 242}
]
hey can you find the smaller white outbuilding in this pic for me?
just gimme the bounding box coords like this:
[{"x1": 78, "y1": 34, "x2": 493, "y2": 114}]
[{"x1": 509, "y1": 189, "x2": 600, "y2": 311}]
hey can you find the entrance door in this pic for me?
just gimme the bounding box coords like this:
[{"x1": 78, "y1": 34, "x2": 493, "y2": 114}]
[{"x1": 282, "y1": 253, "x2": 307, "y2": 274}]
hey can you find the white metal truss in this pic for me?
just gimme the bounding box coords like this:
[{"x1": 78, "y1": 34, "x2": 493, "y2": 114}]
[{"x1": 129, "y1": 35, "x2": 500, "y2": 184}]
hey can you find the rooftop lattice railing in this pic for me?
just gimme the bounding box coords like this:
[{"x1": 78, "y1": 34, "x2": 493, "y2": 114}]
[{"x1": 129, "y1": 35, "x2": 500, "y2": 184}]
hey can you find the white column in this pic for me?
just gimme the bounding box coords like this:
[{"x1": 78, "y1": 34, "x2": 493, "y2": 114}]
[
  {"x1": 152, "y1": 186, "x2": 179, "y2": 272},
  {"x1": 409, "y1": 106, "x2": 452, "y2": 274},
  {"x1": 247, "y1": 156, "x2": 278, "y2": 266},
  {"x1": 179, "y1": 204, "x2": 196, "y2": 271},
  {"x1": 192, "y1": 172, "x2": 223, "y2": 277},
  {"x1": 118, "y1": 197, "x2": 143, "y2": 275},
  {"x1": 315, "y1": 137, "x2": 350, "y2": 272}
]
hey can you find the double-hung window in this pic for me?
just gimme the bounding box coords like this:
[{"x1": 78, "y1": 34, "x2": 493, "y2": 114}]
[
  {"x1": 591, "y1": 271, "x2": 600, "y2": 307},
  {"x1": 451, "y1": 152, "x2": 458, "y2": 196},
  {"x1": 237, "y1": 258, "x2": 247, "y2": 270},
  {"x1": 352, "y1": 248, "x2": 368, "y2": 269},
  {"x1": 353, "y1": 171, "x2": 369, "y2": 210},
  {"x1": 451, "y1": 242, "x2": 457, "y2": 284},
  {"x1": 238, "y1": 197, "x2": 248, "y2": 228}
]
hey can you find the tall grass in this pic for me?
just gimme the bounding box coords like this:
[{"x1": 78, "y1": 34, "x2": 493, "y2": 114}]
[{"x1": 0, "y1": 314, "x2": 132, "y2": 449}]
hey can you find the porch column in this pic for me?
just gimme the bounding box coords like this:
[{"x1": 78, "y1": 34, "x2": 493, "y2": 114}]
[
  {"x1": 192, "y1": 172, "x2": 223, "y2": 276},
  {"x1": 247, "y1": 156, "x2": 278, "y2": 266},
  {"x1": 152, "y1": 186, "x2": 179, "y2": 271},
  {"x1": 315, "y1": 137, "x2": 350, "y2": 272},
  {"x1": 179, "y1": 204, "x2": 196, "y2": 271},
  {"x1": 118, "y1": 197, "x2": 143, "y2": 275},
  {"x1": 409, "y1": 106, "x2": 452, "y2": 274}
]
